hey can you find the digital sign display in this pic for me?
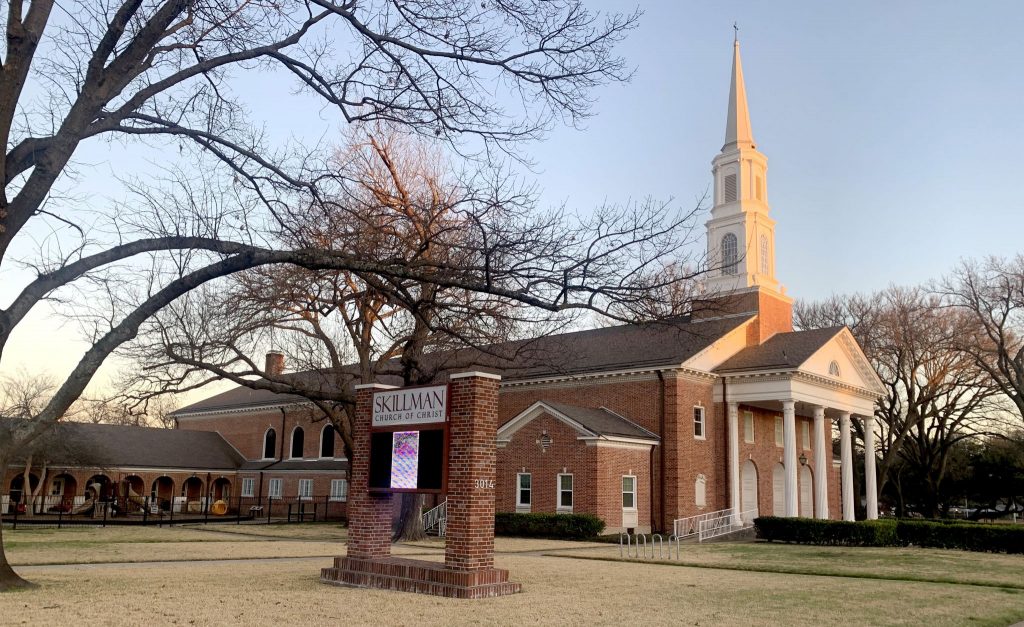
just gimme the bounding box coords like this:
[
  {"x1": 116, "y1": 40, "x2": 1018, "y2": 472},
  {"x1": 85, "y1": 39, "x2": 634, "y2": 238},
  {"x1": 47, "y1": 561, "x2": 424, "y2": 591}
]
[{"x1": 368, "y1": 428, "x2": 445, "y2": 492}]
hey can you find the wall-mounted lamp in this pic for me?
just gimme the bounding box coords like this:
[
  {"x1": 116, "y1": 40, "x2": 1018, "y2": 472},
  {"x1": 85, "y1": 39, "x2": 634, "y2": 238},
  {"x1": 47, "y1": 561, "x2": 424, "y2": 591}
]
[{"x1": 799, "y1": 453, "x2": 808, "y2": 467}]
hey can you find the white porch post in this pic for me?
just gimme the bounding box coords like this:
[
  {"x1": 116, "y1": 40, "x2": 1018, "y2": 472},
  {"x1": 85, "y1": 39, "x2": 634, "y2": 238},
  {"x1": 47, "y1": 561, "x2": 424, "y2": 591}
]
[
  {"x1": 863, "y1": 414, "x2": 878, "y2": 520},
  {"x1": 727, "y1": 401, "x2": 741, "y2": 524},
  {"x1": 782, "y1": 400, "x2": 798, "y2": 517},
  {"x1": 839, "y1": 412, "x2": 855, "y2": 521},
  {"x1": 812, "y1": 406, "x2": 829, "y2": 519}
]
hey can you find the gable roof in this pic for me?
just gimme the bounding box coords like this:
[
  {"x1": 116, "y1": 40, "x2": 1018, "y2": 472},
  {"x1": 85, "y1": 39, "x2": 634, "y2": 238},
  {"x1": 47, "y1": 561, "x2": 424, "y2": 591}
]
[
  {"x1": 713, "y1": 326, "x2": 845, "y2": 373},
  {"x1": 498, "y1": 400, "x2": 659, "y2": 443},
  {"x1": 174, "y1": 314, "x2": 755, "y2": 417}
]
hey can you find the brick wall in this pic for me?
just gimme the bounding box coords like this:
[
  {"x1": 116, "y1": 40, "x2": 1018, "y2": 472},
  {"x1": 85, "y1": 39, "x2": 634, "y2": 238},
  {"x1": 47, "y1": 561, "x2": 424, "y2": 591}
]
[{"x1": 179, "y1": 408, "x2": 342, "y2": 461}]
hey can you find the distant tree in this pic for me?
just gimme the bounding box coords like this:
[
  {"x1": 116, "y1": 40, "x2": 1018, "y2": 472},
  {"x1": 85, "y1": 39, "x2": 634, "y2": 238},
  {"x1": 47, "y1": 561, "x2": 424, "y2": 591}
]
[
  {"x1": 796, "y1": 286, "x2": 1000, "y2": 517},
  {"x1": 940, "y1": 256, "x2": 1024, "y2": 423}
]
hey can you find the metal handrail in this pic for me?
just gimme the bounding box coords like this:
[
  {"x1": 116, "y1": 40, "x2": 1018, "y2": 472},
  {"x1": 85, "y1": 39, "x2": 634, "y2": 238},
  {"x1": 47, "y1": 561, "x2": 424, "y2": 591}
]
[
  {"x1": 672, "y1": 507, "x2": 733, "y2": 538},
  {"x1": 422, "y1": 499, "x2": 447, "y2": 536},
  {"x1": 697, "y1": 508, "x2": 757, "y2": 542}
]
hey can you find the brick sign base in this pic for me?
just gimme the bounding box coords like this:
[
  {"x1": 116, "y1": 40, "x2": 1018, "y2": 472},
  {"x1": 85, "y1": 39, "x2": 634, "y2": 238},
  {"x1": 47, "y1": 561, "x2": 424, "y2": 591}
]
[{"x1": 320, "y1": 372, "x2": 521, "y2": 598}]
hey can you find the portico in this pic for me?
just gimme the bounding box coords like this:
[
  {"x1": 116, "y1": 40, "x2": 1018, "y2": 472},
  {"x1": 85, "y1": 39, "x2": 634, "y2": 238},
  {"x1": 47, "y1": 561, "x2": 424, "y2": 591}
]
[{"x1": 716, "y1": 326, "x2": 884, "y2": 522}]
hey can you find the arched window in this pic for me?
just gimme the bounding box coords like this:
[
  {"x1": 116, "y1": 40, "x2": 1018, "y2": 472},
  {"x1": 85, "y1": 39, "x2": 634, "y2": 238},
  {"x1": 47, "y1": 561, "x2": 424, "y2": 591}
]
[
  {"x1": 320, "y1": 424, "x2": 336, "y2": 458},
  {"x1": 721, "y1": 233, "x2": 738, "y2": 275},
  {"x1": 829, "y1": 360, "x2": 841, "y2": 377},
  {"x1": 290, "y1": 427, "x2": 305, "y2": 459},
  {"x1": 263, "y1": 428, "x2": 276, "y2": 459},
  {"x1": 759, "y1": 234, "x2": 769, "y2": 275}
]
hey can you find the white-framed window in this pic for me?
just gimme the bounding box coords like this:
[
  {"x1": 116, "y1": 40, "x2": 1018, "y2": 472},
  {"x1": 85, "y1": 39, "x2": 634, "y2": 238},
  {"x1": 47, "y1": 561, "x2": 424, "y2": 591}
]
[
  {"x1": 241, "y1": 478, "x2": 255, "y2": 498},
  {"x1": 775, "y1": 416, "x2": 784, "y2": 448},
  {"x1": 290, "y1": 426, "x2": 305, "y2": 459},
  {"x1": 516, "y1": 473, "x2": 532, "y2": 509},
  {"x1": 298, "y1": 479, "x2": 313, "y2": 500},
  {"x1": 263, "y1": 428, "x2": 277, "y2": 459},
  {"x1": 743, "y1": 411, "x2": 754, "y2": 443},
  {"x1": 829, "y1": 360, "x2": 841, "y2": 377},
  {"x1": 693, "y1": 406, "x2": 706, "y2": 440},
  {"x1": 267, "y1": 478, "x2": 282, "y2": 499},
  {"x1": 329, "y1": 479, "x2": 348, "y2": 502},
  {"x1": 320, "y1": 424, "x2": 336, "y2": 458},
  {"x1": 801, "y1": 421, "x2": 810, "y2": 450},
  {"x1": 557, "y1": 474, "x2": 573, "y2": 512},
  {"x1": 721, "y1": 233, "x2": 738, "y2": 275},
  {"x1": 695, "y1": 474, "x2": 707, "y2": 508},
  {"x1": 622, "y1": 475, "x2": 636, "y2": 511},
  {"x1": 723, "y1": 172, "x2": 738, "y2": 203}
]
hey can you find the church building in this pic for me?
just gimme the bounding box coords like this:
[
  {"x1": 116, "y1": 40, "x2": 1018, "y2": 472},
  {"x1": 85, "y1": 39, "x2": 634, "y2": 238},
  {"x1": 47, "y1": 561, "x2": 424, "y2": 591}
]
[{"x1": 4, "y1": 40, "x2": 884, "y2": 536}]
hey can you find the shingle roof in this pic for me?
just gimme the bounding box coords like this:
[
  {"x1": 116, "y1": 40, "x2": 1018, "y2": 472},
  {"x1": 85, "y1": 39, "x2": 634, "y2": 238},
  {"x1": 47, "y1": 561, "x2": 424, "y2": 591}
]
[
  {"x1": 174, "y1": 314, "x2": 754, "y2": 416},
  {"x1": 714, "y1": 326, "x2": 845, "y2": 373},
  {"x1": 534, "y1": 401, "x2": 659, "y2": 441},
  {"x1": 7, "y1": 421, "x2": 245, "y2": 470},
  {"x1": 240, "y1": 459, "x2": 349, "y2": 472}
]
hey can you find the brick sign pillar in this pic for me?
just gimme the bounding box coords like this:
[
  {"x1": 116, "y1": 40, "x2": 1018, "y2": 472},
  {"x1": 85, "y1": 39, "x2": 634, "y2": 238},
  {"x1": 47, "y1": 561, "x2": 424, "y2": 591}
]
[
  {"x1": 445, "y1": 371, "x2": 500, "y2": 571},
  {"x1": 322, "y1": 372, "x2": 520, "y2": 598},
  {"x1": 345, "y1": 383, "x2": 395, "y2": 560}
]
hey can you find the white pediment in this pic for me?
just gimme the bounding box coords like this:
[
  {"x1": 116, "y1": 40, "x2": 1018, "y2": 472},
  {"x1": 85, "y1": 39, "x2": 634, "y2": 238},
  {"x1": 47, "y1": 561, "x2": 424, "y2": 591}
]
[{"x1": 800, "y1": 328, "x2": 884, "y2": 395}]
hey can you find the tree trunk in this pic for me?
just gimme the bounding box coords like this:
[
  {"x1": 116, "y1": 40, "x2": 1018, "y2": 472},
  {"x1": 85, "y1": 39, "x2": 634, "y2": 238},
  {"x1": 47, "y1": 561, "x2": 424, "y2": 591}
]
[
  {"x1": 21, "y1": 455, "x2": 33, "y2": 518},
  {"x1": 0, "y1": 460, "x2": 36, "y2": 590},
  {"x1": 392, "y1": 493, "x2": 427, "y2": 542}
]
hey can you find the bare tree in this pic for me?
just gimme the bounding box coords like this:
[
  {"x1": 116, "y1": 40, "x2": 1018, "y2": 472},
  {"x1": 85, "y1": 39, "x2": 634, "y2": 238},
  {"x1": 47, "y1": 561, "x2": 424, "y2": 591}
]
[
  {"x1": 940, "y1": 256, "x2": 1024, "y2": 422},
  {"x1": 795, "y1": 286, "x2": 1001, "y2": 516},
  {"x1": 0, "y1": 0, "x2": 668, "y2": 589}
]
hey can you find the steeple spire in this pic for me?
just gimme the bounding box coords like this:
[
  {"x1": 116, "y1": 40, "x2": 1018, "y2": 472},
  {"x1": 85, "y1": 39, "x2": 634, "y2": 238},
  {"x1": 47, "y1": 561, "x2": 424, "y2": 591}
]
[{"x1": 724, "y1": 36, "x2": 755, "y2": 151}]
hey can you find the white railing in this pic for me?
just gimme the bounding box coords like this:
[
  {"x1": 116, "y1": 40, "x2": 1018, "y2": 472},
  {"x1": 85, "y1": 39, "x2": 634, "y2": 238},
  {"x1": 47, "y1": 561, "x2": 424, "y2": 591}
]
[
  {"x1": 673, "y1": 508, "x2": 732, "y2": 538},
  {"x1": 697, "y1": 508, "x2": 757, "y2": 542},
  {"x1": 422, "y1": 499, "x2": 447, "y2": 537}
]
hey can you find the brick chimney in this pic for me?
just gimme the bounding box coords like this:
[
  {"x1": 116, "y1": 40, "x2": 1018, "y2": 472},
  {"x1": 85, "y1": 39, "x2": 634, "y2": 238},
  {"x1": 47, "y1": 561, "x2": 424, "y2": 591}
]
[{"x1": 265, "y1": 351, "x2": 285, "y2": 376}]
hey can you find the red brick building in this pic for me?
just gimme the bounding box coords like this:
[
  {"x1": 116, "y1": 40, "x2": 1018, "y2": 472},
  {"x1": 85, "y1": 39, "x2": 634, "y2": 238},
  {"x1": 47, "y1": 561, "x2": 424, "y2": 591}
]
[{"x1": 4, "y1": 39, "x2": 884, "y2": 535}]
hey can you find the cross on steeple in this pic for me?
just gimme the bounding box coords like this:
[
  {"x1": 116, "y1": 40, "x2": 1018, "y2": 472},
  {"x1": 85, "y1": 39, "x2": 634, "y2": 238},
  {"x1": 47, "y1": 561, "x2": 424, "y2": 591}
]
[{"x1": 733, "y1": 22, "x2": 739, "y2": 43}]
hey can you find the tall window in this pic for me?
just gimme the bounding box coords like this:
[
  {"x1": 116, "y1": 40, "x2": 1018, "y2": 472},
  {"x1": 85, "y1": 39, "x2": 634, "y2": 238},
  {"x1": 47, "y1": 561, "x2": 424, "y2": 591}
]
[
  {"x1": 695, "y1": 474, "x2": 707, "y2": 508},
  {"x1": 775, "y1": 417, "x2": 784, "y2": 448},
  {"x1": 267, "y1": 478, "x2": 282, "y2": 499},
  {"x1": 263, "y1": 428, "x2": 276, "y2": 459},
  {"x1": 241, "y1": 478, "x2": 255, "y2": 498},
  {"x1": 759, "y1": 234, "x2": 769, "y2": 275},
  {"x1": 298, "y1": 479, "x2": 313, "y2": 500},
  {"x1": 320, "y1": 424, "x2": 336, "y2": 458},
  {"x1": 802, "y1": 421, "x2": 810, "y2": 450},
  {"x1": 290, "y1": 427, "x2": 304, "y2": 459},
  {"x1": 721, "y1": 233, "x2": 738, "y2": 275},
  {"x1": 330, "y1": 479, "x2": 348, "y2": 502},
  {"x1": 755, "y1": 175, "x2": 764, "y2": 201},
  {"x1": 622, "y1": 476, "x2": 636, "y2": 510},
  {"x1": 743, "y1": 411, "x2": 754, "y2": 443},
  {"x1": 516, "y1": 473, "x2": 532, "y2": 509},
  {"x1": 557, "y1": 474, "x2": 573, "y2": 511},
  {"x1": 693, "y1": 406, "x2": 706, "y2": 440}
]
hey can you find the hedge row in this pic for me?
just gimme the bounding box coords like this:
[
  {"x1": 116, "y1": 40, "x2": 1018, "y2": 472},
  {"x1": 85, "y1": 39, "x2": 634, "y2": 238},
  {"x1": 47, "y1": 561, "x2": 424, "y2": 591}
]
[
  {"x1": 754, "y1": 516, "x2": 1024, "y2": 554},
  {"x1": 495, "y1": 512, "x2": 606, "y2": 540}
]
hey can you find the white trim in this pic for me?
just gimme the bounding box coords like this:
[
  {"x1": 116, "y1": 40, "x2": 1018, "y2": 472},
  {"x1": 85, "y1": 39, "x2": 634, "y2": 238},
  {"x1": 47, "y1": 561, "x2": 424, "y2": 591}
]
[
  {"x1": 174, "y1": 401, "x2": 308, "y2": 420},
  {"x1": 693, "y1": 406, "x2": 707, "y2": 440},
  {"x1": 329, "y1": 479, "x2": 349, "y2": 502},
  {"x1": 263, "y1": 426, "x2": 278, "y2": 460},
  {"x1": 497, "y1": 401, "x2": 598, "y2": 442},
  {"x1": 578, "y1": 436, "x2": 657, "y2": 450},
  {"x1": 621, "y1": 475, "x2": 637, "y2": 512},
  {"x1": 557, "y1": 473, "x2": 574, "y2": 512},
  {"x1": 353, "y1": 383, "x2": 399, "y2": 390},
  {"x1": 240, "y1": 478, "x2": 256, "y2": 498},
  {"x1": 516, "y1": 472, "x2": 532, "y2": 511},
  {"x1": 319, "y1": 423, "x2": 337, "y2": 459},
  {"x1": 743, "y1": 410, "x2": 754, "y2": 443},
  {"x1": 450, "y1": 371, "x2": 502, "y2": 380},
  {"x1": 267, "y1": 478, "x2": 283, "y2": 499},
  {"x1": 297, "y1": 478, "x2": 313, "y2": 499},
  {"x1": 499, "y1": 364, "x2": 715, "y2": 389},
  {"x1": 289, "y1": 425, "x2": 305, "y2": 460}
]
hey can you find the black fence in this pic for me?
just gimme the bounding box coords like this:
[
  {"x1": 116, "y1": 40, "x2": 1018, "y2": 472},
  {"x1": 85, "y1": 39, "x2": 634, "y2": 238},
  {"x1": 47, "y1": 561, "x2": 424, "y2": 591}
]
[{"x1": 1, "y1": 495, "x2": 347, "y2": 529}]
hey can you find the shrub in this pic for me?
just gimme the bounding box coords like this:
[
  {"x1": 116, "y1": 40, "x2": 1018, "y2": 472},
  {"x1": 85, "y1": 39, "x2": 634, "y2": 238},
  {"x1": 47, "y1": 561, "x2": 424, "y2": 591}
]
[
  {"x1": 495, "y1": 512, "x2": 606, "y2": 540},
  {"x1": 754, "y1": 516, "x2": 898, "y2": 546},
  {"x1": 754, "y1": 516, "x2": 1024, "y2": 554}
]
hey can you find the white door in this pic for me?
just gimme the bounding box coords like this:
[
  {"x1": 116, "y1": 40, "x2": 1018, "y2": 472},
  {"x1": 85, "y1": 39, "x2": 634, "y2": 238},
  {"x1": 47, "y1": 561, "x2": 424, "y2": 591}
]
[
  {"x1": 772, "y1": 464, "x2": 785, "y2": 517},
  {"x1": 741, "y1": 461, "x2": 758, "y2": 518},
  {"x1": 799, "y1": 466, "x2": 813, "y2": 518}
]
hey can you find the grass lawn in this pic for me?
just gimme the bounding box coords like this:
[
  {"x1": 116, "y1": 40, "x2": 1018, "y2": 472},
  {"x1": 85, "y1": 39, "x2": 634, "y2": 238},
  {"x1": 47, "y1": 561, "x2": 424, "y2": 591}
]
[{"x1": 1, "y1": 526, "x2": 1023, "y2": 626}]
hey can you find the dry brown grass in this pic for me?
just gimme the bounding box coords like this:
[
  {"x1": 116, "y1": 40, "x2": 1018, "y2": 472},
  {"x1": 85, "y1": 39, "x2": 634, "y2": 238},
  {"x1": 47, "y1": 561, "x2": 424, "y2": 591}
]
[{"x1": 5, "y1": 555, "x2": 1024, "y2": 626}]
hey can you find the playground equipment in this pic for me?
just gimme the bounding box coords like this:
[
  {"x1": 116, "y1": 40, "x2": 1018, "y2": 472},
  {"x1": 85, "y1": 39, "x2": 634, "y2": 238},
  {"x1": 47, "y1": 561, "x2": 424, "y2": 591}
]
[
  {"x1": 210, "y1": 500, "x2": 228, "y2": 515},
  {"x1": 71, "y1": 482, "x2": 102, "y2": 515}
]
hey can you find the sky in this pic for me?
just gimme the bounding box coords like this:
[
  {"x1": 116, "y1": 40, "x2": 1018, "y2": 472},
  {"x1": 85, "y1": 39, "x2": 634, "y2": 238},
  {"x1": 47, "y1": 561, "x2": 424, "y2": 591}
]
[{"x1": 2, "y1": 0, "x2": 1024, "y2": 404}]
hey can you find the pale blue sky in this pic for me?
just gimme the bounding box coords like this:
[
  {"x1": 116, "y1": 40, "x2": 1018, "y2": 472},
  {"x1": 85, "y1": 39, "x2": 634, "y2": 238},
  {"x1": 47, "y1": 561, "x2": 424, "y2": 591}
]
[{"x1": 3, "y1": 1, "x2": 1023, "y2": 395}]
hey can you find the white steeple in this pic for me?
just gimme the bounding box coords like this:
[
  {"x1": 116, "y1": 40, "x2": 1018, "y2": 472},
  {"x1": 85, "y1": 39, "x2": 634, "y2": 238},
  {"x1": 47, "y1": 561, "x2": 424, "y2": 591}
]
[{"x1": 705, "y1": 35, "x2": 782, "y2": 296}]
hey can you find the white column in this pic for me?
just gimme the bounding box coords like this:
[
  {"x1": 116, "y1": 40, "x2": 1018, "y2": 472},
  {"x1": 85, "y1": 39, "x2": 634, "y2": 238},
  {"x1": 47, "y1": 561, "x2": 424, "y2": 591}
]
[
  {"x1": 839, "y1": 412, "x2": 854, "y2": 521},
  {"x1": 782, "y1": 400, "x2": 798, "y2": 517},
  {"x1": 812, "y1": 406, "x2": 829, "y2": 519},
  {"x1": 727, "y1": 401, "x2": 741, "y2": 524},
  {"x1": 863, "y1": 414, "x2": 878, "y2": 520}
]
